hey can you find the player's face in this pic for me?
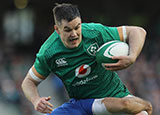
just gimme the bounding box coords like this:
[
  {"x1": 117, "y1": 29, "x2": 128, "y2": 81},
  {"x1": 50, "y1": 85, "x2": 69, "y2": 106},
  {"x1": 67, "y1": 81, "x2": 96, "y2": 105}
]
[{"x1": 55, "y1": 17, "x2": 82, "y2": 49}]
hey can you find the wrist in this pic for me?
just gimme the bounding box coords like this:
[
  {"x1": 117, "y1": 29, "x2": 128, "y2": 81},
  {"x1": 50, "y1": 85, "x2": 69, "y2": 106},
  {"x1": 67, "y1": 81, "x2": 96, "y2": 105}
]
[
  {"x1": 31, "y1": 96, "x2": 40, "y2": 106},
  {"x1": 129, "y1": 54, "x2": 137, "y2": 64}
]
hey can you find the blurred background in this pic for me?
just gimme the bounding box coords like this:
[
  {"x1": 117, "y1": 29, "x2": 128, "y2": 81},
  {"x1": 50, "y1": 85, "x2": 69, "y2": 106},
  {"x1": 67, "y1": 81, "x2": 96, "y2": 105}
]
[{"x1": 0, "y1": 0, "x2": 160, "y2": 115}]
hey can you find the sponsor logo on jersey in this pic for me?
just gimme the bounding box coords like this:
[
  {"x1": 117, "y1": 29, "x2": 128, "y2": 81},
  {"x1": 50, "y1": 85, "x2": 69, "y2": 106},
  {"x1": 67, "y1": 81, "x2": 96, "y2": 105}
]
[
  {"x1": 87, "y1": 43, "x2": 99, "y2": 56},
  {"x1": 75, "y1": 64, "x2": 91, "y2": 78},
  {"x1": 55, "y1": 57, "x2": 68, "y2": 67},
  {"x1": 72, "y1": 75, "x2": 98, "y2": 87}
]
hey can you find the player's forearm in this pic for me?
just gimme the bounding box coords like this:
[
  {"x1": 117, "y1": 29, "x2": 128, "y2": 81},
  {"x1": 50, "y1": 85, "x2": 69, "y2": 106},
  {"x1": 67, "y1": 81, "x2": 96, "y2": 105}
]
[
  {"x1": 102, "y1": 97, "x2": 152, "y2": 114},
  {"x1": 126, "y1": 26, "x2": 146, "y2": 62},
  {"x1": 21, "y1": 73, "x2": 40, "y2": 104},
  {"x1": 121, "y1": 97, "x2": 149, "y2": 114},
  {"x1": 130, "y1": 96, "x2": 152, "y2": 115},
  {"x1": 119, "y1": 97, "x2": 152, "y2": 115}
]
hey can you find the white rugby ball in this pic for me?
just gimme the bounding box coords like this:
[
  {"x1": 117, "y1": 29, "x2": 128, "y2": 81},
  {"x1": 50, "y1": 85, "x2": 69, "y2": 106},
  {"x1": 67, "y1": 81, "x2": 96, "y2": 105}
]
[{"x1": 96, "y1": 40, "x2": 129, "y2": 64}]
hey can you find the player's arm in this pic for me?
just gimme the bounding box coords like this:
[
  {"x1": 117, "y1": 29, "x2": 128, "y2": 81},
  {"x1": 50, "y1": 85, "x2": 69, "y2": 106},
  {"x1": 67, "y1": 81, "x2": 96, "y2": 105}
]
[
  {"x1": 102, "y1": 96, "x2": 152, "y2": 115},
  {"x1": 104, "y1": 26, "x2": 146, "y2": 71},
  {"x1": 21, "y1": 65, "x2": 53, "y2": 114},
  {"x1": 118, "y1": 26, "x2": 146, "y2": 62}
]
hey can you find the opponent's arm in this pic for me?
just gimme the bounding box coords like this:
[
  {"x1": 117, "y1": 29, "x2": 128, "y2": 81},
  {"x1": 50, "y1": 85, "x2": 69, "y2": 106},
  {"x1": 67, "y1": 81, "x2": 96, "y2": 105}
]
[
  {"x1": 21, "y1": 66, "x2": 53, "y2": 114},
  {"x1": 102, "y1": 96, "x2": 152, "y2": 115},
  {"x1": 104, "y1": 26, "x2": 146, "y2": 71}
]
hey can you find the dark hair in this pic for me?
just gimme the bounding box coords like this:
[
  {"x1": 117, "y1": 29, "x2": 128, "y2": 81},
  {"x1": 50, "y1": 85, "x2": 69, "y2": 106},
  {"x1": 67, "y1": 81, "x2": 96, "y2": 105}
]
[{"x1": 53, "y1": 3, "x2": 81, "y2": 25}]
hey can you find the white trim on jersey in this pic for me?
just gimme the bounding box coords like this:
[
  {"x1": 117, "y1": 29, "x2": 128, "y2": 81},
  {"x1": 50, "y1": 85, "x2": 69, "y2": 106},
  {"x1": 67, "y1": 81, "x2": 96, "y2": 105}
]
[
  {"x1": 29, "y1": 68, "x2": 43, "y2": 82},
  {"x1": 122, "y1": 26, "x2": 127, "y2": 42}
]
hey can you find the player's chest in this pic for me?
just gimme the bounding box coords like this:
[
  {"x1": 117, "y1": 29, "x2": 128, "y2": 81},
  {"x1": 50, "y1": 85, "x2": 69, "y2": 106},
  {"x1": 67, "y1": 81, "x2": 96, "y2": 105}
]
[{"x1": 51, "y1": 41, "x2": 100, "y2": 75}]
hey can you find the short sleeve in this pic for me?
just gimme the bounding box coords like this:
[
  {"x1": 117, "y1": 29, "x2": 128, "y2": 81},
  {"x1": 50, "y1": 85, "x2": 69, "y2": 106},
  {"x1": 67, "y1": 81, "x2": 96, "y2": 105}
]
[
  {"x1": 93, "y1": 23, "x2": 121, "y2": 43},
  {"x1": 34, "y1": 52, "x2": 51, "y2": 77}
]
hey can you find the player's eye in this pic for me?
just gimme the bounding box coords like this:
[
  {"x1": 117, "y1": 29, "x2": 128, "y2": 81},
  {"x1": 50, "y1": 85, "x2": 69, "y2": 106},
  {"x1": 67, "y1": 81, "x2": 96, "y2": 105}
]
[
  {"x1": 75, "y1": 25, "x2": 80, "y2": 30},
  {"x1": 64, "y1": 28, "x2": 72, "y2": 32}
]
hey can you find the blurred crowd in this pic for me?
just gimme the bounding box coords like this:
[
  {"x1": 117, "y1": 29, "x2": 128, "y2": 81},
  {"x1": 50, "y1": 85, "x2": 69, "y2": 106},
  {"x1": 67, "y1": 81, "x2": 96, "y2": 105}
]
[
  {"x1": 0, "y1": 0, "x2": 160, "y2": 115},
  {"x1": 0, "y1": 45, "x2": 34, "y2": 115}
]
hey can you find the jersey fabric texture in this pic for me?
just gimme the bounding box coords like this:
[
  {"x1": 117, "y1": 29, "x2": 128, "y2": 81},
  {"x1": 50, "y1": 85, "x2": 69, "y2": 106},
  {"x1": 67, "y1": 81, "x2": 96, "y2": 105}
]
[{"x1": 34, "y1": 23, "x2": 130, "y2": 99}]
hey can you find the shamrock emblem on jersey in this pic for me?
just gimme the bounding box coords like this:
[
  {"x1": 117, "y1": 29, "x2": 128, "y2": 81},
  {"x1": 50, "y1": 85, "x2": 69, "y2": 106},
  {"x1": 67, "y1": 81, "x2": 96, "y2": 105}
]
[
  {"x1": 87, "y1": 43, "x2": 99, "y2": 56},
  {"x1": 75, "y1": 64, "x2": 91, "y2": 78}
]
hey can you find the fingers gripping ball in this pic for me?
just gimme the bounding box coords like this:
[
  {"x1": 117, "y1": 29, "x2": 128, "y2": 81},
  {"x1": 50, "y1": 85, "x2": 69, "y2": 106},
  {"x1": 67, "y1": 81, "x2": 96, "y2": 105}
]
[{"x1": 96, "y1": 40, "x2": 129, "y2": 64}]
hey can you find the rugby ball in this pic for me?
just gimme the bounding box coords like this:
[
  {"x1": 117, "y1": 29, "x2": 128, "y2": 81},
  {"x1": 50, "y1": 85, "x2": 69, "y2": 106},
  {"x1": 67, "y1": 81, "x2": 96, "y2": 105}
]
[{"x1": 96, "y1": 40, "x2": 129, "y2": 64}]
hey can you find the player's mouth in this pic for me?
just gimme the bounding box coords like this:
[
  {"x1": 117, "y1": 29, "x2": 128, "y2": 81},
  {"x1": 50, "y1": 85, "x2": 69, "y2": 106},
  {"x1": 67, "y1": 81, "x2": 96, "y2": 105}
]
[
  {"x1": 69, "y1": 38, "x2": 79, "y2": 44},
  {"x1": 69, "y1": 38, "x2": 78, "y2": 42}
]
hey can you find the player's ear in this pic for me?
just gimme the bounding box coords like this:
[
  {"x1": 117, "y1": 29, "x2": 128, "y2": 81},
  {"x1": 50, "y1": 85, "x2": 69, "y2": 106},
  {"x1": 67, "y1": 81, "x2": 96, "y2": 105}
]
[{"x1": 54, "y1": 25, "x2": 60, "y2": 34}]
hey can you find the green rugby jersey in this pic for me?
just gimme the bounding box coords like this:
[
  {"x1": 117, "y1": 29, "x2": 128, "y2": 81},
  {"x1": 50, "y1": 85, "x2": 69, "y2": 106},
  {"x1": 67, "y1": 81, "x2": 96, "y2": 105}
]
[{"x1": 34, "y1": 23, "x2": 130, "y2": 99}]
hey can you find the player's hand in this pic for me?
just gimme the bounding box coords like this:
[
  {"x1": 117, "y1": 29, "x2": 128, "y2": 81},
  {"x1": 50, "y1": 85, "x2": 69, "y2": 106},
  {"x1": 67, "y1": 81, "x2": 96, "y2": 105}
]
[
  {"x1": 135, "y1": 103, "x2": 152, "y2": 115},
  {"x1": 145, "y1": 101, "x2": 152, "y2": 115},
  {"x1": 33, "y1": 96, "x2": 53, "y2": 114},
  {"x1": 103, "y1": 55, "x2": 135, "y2": 71}
]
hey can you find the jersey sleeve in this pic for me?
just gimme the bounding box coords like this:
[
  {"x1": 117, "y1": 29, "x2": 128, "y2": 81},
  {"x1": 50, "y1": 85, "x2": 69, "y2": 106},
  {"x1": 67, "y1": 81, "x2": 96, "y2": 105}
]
[
  {"x1": 34, "y1": 50, "x2": 51, "y2": 78},
  {"x1": 92, "y1": 23, "x2": 122, "y2": 43},
  {"x1": 31, "y1": 32, "x2": 57, "y2": 81}
]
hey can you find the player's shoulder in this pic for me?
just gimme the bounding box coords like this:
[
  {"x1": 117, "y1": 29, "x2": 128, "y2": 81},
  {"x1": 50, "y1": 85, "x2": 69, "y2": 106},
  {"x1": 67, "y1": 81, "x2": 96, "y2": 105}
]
[
  {"x1": 37, "y1": 31, "x2": 60, "y2": 57},
  {"x1": 82, "y1": 22, "x2": 106, "y2": 30},
  {"x1": 82, "y1": 23, "x2": 113, "y2": 36},
  {"x1": 82, "y1": 23, "x2": 106, "y2": 38}
]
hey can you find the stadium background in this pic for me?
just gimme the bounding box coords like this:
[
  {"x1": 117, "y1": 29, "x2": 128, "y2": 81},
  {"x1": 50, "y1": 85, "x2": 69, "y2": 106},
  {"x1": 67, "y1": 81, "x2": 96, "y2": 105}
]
[{"x1": 0, "y1": 0, "x2": 160, "y2": 114}]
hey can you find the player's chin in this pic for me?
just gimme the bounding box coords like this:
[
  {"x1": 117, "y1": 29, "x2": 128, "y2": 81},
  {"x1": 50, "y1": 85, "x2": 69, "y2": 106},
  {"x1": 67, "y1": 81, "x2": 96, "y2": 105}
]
[
  {"x1": 69, "y1": 42, "x2": 80, "y2": 48},
  {"x1": 71, "y1": 45, "x2": 79, "y2": 48},
  {"x1": 67, "y1": 44, "x2": 78, "y2": 49}
]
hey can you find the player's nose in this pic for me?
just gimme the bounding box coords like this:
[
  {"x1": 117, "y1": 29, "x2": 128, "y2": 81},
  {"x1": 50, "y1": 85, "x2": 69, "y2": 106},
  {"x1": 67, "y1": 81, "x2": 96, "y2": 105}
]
[{"x1": 71, "y1": 30, "x2": 77, "y2": 37}]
